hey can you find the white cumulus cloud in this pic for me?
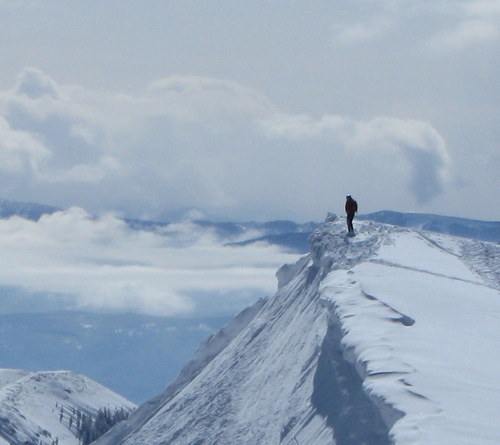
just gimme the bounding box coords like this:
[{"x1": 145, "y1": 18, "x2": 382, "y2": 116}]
[
  {"x1": 260, "y1": 113, "x2": 450, "y2": 204},
  {"x1": 0, "y1": 68, "x2": 454, "y2": 221}
]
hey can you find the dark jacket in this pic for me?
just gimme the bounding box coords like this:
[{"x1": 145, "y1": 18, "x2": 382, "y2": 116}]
[{"x1": 345, "y1": 198, "x2": 358, "y2": 214}]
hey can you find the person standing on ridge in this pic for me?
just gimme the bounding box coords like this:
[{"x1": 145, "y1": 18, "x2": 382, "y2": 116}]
[{"x1": 345, "y1": 195, "x2": 358, "y2": 233}]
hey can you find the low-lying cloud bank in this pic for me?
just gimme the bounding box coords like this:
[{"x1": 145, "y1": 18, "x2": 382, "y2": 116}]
[{"x1": 0, "y1": 208, "x2": 298, "y2": 317}]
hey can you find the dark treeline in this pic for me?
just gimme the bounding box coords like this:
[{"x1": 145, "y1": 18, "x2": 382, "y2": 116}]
[{"x1": 58, "y1": 405, "x2": 130, "y2": 445}]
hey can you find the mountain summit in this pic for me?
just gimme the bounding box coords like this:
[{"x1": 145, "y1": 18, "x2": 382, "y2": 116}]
[{"x1": 94, "y1": 218, "x2": 500, "y2": 445}]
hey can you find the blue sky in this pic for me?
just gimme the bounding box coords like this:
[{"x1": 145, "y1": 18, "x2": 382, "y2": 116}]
[{"x1": 0, "y1": 0, "x2": 498, "y2": 222}]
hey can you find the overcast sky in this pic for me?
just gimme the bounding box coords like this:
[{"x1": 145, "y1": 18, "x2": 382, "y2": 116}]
[{"x1": 0, "y1": 0, "x2": 498, "y2": 223}]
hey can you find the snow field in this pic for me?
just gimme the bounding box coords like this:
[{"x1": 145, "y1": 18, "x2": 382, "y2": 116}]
[{"x1": 320, "y1": 230, "x2": 500, "y2": 444}]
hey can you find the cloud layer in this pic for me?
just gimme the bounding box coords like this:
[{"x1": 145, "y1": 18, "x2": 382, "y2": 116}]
[{"x1": 0, "y1": 208, "x2": 296, "y2": 316}]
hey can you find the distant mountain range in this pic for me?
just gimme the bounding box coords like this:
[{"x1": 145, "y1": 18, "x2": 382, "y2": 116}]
[
  {"x1": 223, "y1": 211, "x2": 500, "y2": 251},
  {"x1": 359, "y1": 210, "x2": 500, "y2": 243},
  {"x1": 0, "y1": 198, "x2": 61, "y2": 221},
  {"x1": 125, "y1": 218, "x2": 319, "y2": 252},
  {"x1": 1, "y1": 198, "x2": 497, "y2": 253}
]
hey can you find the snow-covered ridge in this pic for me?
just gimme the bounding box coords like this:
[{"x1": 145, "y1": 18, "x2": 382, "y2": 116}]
[
  {"x1": 94, "y1": 219, "x2": 500, "y2": 444},
  {"x1": 317, "y1": 220, "x2": 500, "y2": 444},
  {"x1": 0, "y1": 369, "x2": 136, "y2": 445},
  {"x1": 310, "y1": 220, "x2": 388, "y2": 273}
]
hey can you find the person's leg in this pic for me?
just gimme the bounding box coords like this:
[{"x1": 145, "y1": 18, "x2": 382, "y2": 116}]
[{"x1": 347, "y1": 213, "x2": 354, "y2": 232}]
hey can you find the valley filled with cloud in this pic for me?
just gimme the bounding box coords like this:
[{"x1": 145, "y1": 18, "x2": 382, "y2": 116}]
[{"x1": 0, "y1": 207, "x2": 298, "y2": 316}]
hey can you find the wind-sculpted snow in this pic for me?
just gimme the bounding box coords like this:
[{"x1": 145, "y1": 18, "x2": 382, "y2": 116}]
[
  {"x1": 94, "y1": 219, "x2": 500, "y2": 445},
  {"x1": 310, "y1": 220, "x2": 390, "y2": 273},
  {"x1": 319, "y1": 224, "x2": 500, "y2": 444},
  {"x1": 459, "y1": 238, "x2": 500, "y2": 291}
]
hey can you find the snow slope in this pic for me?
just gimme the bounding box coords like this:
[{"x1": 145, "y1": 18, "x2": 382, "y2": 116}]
[
  {"x1": 94, "y1": 219, "x2": 500, "y2": 444},
  {"x1": 0, "y1": 369, "x2": 136, "y2": 445}
]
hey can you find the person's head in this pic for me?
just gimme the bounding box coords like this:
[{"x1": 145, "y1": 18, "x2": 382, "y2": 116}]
[{"x1": 346, "y1": 195, "x2": 352, "y2": 200}]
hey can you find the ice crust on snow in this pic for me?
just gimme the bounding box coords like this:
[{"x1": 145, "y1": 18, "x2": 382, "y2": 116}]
[{"x1": 95, "y1": 219, "x2": 500, "y2": 445}]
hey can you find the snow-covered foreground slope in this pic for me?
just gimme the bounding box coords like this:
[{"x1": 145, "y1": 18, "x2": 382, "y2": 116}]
[
  {"x1": 94, "y1": 219, "x2": 500, "y2": 445},
  {"x1": 0, "y1": 369, "x2": 136, "y2": 445}
]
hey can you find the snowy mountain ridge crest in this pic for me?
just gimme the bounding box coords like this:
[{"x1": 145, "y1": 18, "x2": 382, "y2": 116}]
[{"x1": 94, "y1": 219, "x2": 500, "y2": 445}]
